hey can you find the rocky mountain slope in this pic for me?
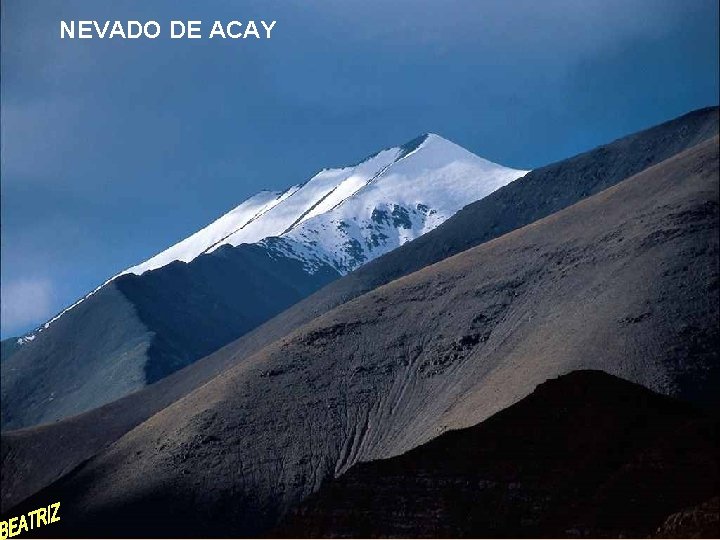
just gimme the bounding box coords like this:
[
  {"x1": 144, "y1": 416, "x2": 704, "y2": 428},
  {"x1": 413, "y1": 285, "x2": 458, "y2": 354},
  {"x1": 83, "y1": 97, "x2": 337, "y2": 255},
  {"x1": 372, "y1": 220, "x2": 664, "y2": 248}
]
[
  {"x1": 0, "y1": 246, "x2": 340, "y2": 430},
  {"x1": 7, "y1": 134, "x2": 717, "y2": 537},
  {"x1": 2, "y1": 106, "x2": 717, "y2": 513},
  {"x1": 1, "y1": 134, "x2": 523, "y2": 430},
  {"x1": 274, "y1": 371, "x2": 718, "y2": 538}
]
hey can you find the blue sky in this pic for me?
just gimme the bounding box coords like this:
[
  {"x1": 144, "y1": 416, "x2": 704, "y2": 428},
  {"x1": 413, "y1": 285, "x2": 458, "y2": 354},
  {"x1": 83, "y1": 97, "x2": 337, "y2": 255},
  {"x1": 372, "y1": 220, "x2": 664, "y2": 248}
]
[{"x1": 1, "y1": 0, "x2": 718, "y2": 338}]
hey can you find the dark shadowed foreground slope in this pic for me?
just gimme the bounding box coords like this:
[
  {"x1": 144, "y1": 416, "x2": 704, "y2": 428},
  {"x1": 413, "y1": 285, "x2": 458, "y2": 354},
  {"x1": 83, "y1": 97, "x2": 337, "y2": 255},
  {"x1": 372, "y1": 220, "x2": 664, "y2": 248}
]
[
  {"x1": 8, "y1": 135, "x2": 718, "y2": 537},
  {"x1": 273, "y1": 370, "x2": 719, "y2": 539},
  {"x1": 2, "y1": 107, "x2": 716, "y2": 513}
]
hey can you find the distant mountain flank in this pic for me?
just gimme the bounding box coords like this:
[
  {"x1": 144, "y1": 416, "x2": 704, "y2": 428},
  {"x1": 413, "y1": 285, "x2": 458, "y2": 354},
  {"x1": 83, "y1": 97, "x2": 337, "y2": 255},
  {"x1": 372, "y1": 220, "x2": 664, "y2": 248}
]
[{"x1": 1, "y1": 133, "x2": 524, "y2": 430}]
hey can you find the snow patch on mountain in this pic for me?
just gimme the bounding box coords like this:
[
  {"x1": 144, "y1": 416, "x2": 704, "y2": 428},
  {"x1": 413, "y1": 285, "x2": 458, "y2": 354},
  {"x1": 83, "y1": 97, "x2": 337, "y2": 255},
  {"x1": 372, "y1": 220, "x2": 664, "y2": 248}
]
[{"x1": 282, "y1": 134, "x2": 523, "y2": 272}]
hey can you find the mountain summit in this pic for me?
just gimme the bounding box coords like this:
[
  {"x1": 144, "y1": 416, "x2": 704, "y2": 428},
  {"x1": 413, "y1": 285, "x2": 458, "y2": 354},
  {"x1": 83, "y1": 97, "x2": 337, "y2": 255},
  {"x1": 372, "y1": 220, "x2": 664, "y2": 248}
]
[{"x1": 126, "y1": 133, "x2": 524, "y2": 276}]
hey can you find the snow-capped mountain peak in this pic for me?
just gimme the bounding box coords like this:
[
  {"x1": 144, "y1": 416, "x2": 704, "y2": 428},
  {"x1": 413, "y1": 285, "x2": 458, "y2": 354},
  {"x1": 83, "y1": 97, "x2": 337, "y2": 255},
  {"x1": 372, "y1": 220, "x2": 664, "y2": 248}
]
[
  {"x1": 277, "y1": 134, "x2": 526, "y2": 272},
  {"x1": 126, "y1": 133, "x2": 527, "y2": 276}
]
